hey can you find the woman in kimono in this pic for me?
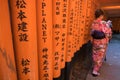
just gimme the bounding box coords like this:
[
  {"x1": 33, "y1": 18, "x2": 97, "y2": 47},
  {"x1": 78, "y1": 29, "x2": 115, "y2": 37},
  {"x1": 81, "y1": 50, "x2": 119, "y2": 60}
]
[{"x1": 91, "y1": 9, "x2": 112, "y2": 76}]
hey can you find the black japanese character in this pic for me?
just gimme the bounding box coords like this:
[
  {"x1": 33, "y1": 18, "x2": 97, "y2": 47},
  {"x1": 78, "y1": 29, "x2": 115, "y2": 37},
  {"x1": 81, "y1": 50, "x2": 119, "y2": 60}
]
[
  {"x1": 63, "y1": 14, "x2": 66, "y2": 17},
  {"x1": 42, "y1": 54, "x2": 48, "y2": 59},
  {"x1": 42, "y1": 48, "x2": 48, "y2": 53},
  {"x1": 55, "y1": 31, "x2": 60, "y2": 35},
  {"x1": 55, "y1": 37, "x2": 59, "y2": 41},
  {"x1": 55, "y1": 62, "x2": 58, "y2": 66},
  {"x1": 16, "y1": 0, "x2": 26, "y2": 9},
  {"x1": 54, "y1": 52, "x2": 59, "y2": 56},
  {"x1": 43, "y1": 66, "x2": 49, "y2": 70},
  {"x1": 44, "y1": 73, "x2": 49, "y2": 77},
  {"x1": 62, "y1": 42, "x2": 65, "y2": 45},
  {"x1": 18, "y1": 22, "x2": 28, "y2": 32},
  {"x1": 70, "y1": 28, "x2": 72, "y2": 31},
  {"x1": 62, "y1": 42, "x2": 65, "y2": 46},
  {"x1": 63, "y1": 0, "x2": 67, "y2": 2},
  {"x1": 53, "y1": 24, "x2": 60, "y2": 28},
  {"x1": 19, "y1": 33, "x2": 28, "y2": 41},
  {"x1": 68, "y1": 45, "x2": 71, "y2": 48},
  {"x1": 61, "y1": 54, "x2": 64, "y2": 57},
  {"x1": 56, "y1": 2, "x2": 60, "y2": 5},
  {"x1": 62, "y1": 33, "x2": 65, "y2": 36},
  {"x1": 61, "y1": 47, "x2": 64, "y2": 51},
  {"x1": 62, "y1": 24, "x2": 66, "y2": 28},
  {"x1": 61, "y1": 58, "x2": 64, "y2": 62},
  {"x1": 55, "y1": 57, "x2": 59, "y2": 61},
  {"x1": 43, "y1": 60, "x2": 49, "y2": 65},
  {"x1": 62, "y1": 38, "x2": 65, "y2": 42},
  {"x1": 63, "y1": 19, "x2": 66, "y2": 23},
  {"x1": 45, "y1": 78, "x2": 49, "y2": 80},
  {"x1": 17, "y1": 10, "x2": 27, "y2": 21},
  {"x1": 68, "y1": 50, "x2": 71, "y2": 52},
  {"x1": 22, "y1": 67, "x2": 30, "y2": 75},
  {"x1": 56, "y1": 43, "x2": 59, "y2": 46},
  {"x1": 56, "y1": 11, "x2": 60, "y2": 15},
  {"x1": 21, "y1": 58, "x2": 30, "y2": 66},
  {"x1": 54, "y1": 67, "x2": 58, "y2": 70}
]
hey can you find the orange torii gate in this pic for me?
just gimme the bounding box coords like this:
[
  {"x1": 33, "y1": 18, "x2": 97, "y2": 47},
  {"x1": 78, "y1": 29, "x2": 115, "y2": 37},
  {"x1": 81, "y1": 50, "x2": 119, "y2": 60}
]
[
  {"x1": 52, "y1": 0, "x2": 63, "y2": 78},
  {"x1": 0, "y1": 0, "x2": 17, "y2": 80},
  {"x1": 37, "y1": 0, "x2": 53, "y2": 80},
  {"x1": 0, "y1": 0, "x2": 101, "y2": 80},
  {"x1": 9, "y1": 0, "x2": 39, "y2": 80}
]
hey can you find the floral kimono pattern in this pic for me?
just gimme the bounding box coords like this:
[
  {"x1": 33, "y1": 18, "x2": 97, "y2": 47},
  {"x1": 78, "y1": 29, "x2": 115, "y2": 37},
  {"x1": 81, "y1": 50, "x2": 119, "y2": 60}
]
[{"x1": 91, "y1": 19, "x2": 112, "y2": 72}]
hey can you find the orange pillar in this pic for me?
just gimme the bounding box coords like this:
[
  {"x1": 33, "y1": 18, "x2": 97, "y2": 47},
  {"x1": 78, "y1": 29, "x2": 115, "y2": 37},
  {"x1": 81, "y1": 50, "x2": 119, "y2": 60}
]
[
  {"x1": 71, "y1": 0, "x2": 75, "y2": 58},
  {"x1": 37, "y1": 0, "x2": 53, "y2": 80},
  {"x1": 80, "y1": 0, "x2": 87, "y2": 45},
  {"x1": 84, "y1": 0, "x2": 91, "y2": 43},
  {"x1": 9, "y1": 0, "x2": 38, "y2": 80},
  {"x1": 0, "y1": 0, "x2": 17, "y2": 80},
  {"x1": 61, "y1": 0, "x2": 69, "y2": 69},
  {"x1": 78, "y1": 0, "x2": 83, "y2": 48},
  {"x1": 53, "y1": 0, "x2": 62, "y2": 78},
  {"x1": 75, "y1": 0, "x2": 80, "y2": 51},
  {"x1": 76, "y1": 0, "x2": 80, "y2": 50},
  {"x1": 88, "y1": 0, "x2": 93, "y2": 41},
  {"x1": 76, "y1": 0, "x2": 79, "y2": 51},
  {"x1": 77, "y1": 0, "x2": 81, "y2": 49},
  {"x1": 79, "y1": 0, "x2": 84, "y2": 48},
  {"x1": 83, "y1": 0, "x2": 87, "y2": 44},
  {"x1": 66, "y1": 0, "x2": 74, "y2": 62},
  {"x1": 73, "y1": 0, "x2": 77, "y2": 54},
  {"x1": 71, "y1": 0, "x2": 76, "y2": 58},
  {"x1": 72, "y1": 0, "x2": 78, "y2": 56}
]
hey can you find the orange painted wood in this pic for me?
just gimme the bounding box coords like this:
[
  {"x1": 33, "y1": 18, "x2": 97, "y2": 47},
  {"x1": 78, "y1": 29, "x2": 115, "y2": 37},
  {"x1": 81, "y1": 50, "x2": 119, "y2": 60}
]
[
  {"x1": 52, "y1": 0, "x2": 63, "y2": 78},
  {"x1": 0, "y1": 0, "x2": 17, "y2": 80},
  {"x1": 78, "y1": 0, "x2": 83, "y2": 49},
  {"x1": 83, "y1": 0, "x2": 87, "y2": 44},
  {"x1": 78, "y1": 0, "x2": 83, "y2": 48},
  {"x1": 61, "y1": 0, "x2": 69, "y2": 68},
  {"x1": 71, "y1": 0, "x2": 76, "y2": 57},
  {"x1": 66, "y1": 0, "x2": 74, "y2": 62},
  {"x1": 37, "y1": 0, "x2": 53, "y2": 80},
  {"x1": 84, "y1": 0, "x2": 92, "y2": 43},
  {"x1": 76, "y1": 0, "x2": 81, "y2": 51},
  {"x1": 77, "y1": 0, "x2": 81, "y2": 49},
  {"x1": 76, "y1": 0, "x2": 80, "y2": 50},
  {"x1": 9, "y1": 0, "x2": 39, "y2": 80},
  {"x1": 74, "y1": 0, "x2": 78, "y2": 53},
  {"x1": 79, "y1": 0, "x2": 86, "y2": 47}
]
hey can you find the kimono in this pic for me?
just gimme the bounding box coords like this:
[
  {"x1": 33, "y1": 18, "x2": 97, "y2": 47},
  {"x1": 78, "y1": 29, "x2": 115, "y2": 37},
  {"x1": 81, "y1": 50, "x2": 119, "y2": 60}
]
[{"x1": 91, "y1": 19, "x2": 112, "y2": 72}]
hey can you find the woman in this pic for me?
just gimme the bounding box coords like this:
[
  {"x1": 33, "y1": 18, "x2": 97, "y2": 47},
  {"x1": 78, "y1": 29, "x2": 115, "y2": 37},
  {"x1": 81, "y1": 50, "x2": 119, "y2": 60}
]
[{"x1": 91, "y1": 9, "x2": 112, "y2": 76}]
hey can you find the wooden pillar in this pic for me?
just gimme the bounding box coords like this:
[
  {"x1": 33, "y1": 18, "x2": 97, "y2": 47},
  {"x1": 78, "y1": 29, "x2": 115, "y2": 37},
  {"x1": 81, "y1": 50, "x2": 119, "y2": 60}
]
[
  {"x1": 0, "y1": 0, "x2": 17, "y2": 80},
  {"x1": 52, "y1": 0, "x2": 62, "y2": 78},
  {"x1": 66, "y1": 0, "x2": 74, "y2": 62},
  {"x1": 71, "y1": 0, "x2": 76, "y2": 58},
  {"x1": 61, "y1": 0, "x2": 69, "y2": 69},
  {"x1": 9, "y1": 0, "x2": 39, "y2": 80},
  {"x1": 37, "y1": 0, "x2": 53, "y2": 80}
]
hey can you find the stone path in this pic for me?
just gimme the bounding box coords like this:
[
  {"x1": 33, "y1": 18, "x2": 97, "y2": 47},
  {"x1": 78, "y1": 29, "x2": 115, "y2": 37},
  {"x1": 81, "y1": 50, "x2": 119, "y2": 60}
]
[{"x1": 86, "y1": 34, "x2": 120, "y2": 80}]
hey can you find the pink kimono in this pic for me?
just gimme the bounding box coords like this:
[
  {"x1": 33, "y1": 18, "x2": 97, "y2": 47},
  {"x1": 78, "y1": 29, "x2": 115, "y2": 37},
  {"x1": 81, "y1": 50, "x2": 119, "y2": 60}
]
[{"x1": 91, "y1": 19, "x2": 112, "y2": 72}]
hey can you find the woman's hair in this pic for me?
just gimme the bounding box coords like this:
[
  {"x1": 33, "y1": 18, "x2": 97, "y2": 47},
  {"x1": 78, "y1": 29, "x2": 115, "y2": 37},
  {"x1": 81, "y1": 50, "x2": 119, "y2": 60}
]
[{"x1": 95, "y1": 9, "x2": 104, "y2": 18}]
